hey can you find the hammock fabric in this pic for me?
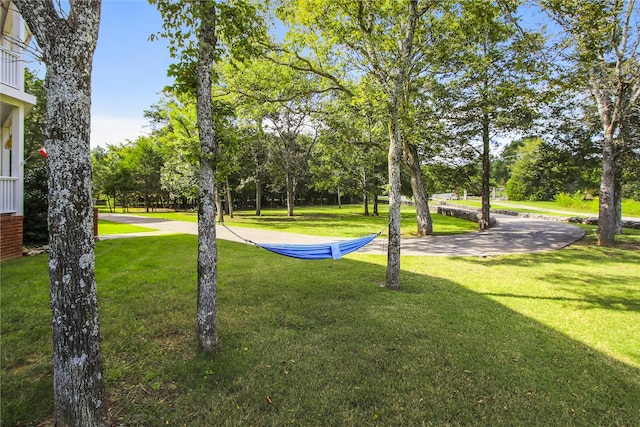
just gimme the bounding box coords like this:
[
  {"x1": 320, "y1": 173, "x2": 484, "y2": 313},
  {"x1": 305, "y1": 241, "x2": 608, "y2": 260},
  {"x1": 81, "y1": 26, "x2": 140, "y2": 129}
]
[{"x1": 258, "y1": 234, "x2": 378, "y2": 260}]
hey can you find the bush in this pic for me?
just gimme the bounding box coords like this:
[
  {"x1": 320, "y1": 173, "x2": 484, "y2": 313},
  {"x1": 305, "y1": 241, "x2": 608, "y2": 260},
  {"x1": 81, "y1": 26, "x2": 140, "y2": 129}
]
[
  {"x1": 554, "y1": 190, "x2": 595, "y2": 211},
  {"x1": 23, "y1": 163, "x2": 48, "y2": 245},
  {"x1": 554, "y1": 192, "x2": 574, "y2": 207}
]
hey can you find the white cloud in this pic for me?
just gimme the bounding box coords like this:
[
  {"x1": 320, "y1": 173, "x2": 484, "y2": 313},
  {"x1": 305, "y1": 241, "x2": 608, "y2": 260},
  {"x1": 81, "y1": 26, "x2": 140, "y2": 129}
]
[{"x1": 91, "y1": 115, "x2": 150, "y2": 148}]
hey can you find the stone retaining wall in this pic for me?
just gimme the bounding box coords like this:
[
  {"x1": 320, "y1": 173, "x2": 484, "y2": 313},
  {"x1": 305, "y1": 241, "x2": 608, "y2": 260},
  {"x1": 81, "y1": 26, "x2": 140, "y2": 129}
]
[
  {"x1": 436, "y1": 206, "x2": 497, "y2": 227},
  {"x1": 436, "y1": 202, "x2": 640, "y2": 230}
]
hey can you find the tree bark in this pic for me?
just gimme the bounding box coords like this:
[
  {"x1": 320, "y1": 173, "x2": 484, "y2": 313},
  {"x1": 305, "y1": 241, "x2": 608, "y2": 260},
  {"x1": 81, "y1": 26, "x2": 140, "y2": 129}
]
[
  {"x1": 255, "y1": 177, "x2": 262, "y2": 216},
  {"x1": 386, "y1": 112, "x2": 402, "y2": 290},
  {"x1": 226, "y1": 177, "x2": 234, "y2": 218},
  {"x1": 363, "y1": 191, "x2": 369, "y2": 216},
  {"x1": 403, "y1": 140, "x2": 432, "y2": 235},
  {"x1": 14, "y1": 1, "x2": 109, "y2": 425},
  {"x1": 613, "y1": 122, "x2": 628, "y2": 235},
  {"x1": 480, "y1": 113, "x2": 491, "y2": 230},
  {"x1": 216, "y1": 189, "x2": 224, "y2": 222},
  {"x1": 286, "y1": 171, "x2": 295, "y2": 216},
  {"x1": 598, "y1": 132, "x2": 616, "y2": 246},
  {"x1": 195, "y1": 3, "x2": 219, "y2": 352}
]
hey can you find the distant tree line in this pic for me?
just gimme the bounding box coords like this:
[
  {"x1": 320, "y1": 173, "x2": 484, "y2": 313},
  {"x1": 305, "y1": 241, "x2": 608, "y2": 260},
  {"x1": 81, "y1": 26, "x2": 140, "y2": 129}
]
[{"x1": 22, "y1": 1, "x2": 640, "y2": 250}]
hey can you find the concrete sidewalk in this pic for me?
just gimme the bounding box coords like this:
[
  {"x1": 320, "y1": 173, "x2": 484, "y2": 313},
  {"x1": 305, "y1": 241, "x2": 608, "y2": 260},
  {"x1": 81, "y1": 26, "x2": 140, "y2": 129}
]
[{"x1": 99, "y1": 213, "x2": 586, "y2": 257}]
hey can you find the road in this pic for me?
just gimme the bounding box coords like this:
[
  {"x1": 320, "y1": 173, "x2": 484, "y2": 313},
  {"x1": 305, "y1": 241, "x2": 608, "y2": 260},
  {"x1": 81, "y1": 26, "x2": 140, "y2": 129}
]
[{"x1": 99, "y1": 213, "x2": 586, "y2": 257}]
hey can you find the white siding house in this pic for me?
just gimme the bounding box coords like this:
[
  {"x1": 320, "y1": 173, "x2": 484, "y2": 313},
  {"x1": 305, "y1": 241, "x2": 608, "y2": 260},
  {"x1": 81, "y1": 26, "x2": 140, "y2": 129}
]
[{"x1": 1, "y1": 0, "x2": 36, "y2": 260}]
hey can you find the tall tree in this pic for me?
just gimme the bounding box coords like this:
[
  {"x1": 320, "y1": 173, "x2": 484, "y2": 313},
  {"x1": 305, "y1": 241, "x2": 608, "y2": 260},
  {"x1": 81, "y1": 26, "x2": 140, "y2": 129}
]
[
  {"x1": 152, "y1": 0, "x2": 264, "y2": 351},
  {"x1": 438, "y1": 0, "x2": 542, "y2": 229},
  {"x1": 539, "y1": 0, "x2": 640, "y2": 245},
  {"x1": 310, "y1": 91, "x2": 387, "y2": 214},
  {"x1": 14, "y1": 1, "x2": 109, "y2": 425},
  {"x1": 220, "y1": 55, "x2": 323, "y2": 216},
  {"x1": 279, "y1": 0, "x2": 439, "y2": 290},
  {"x1": 128, "y1": 136, "x2": 165, "y2": 212}
]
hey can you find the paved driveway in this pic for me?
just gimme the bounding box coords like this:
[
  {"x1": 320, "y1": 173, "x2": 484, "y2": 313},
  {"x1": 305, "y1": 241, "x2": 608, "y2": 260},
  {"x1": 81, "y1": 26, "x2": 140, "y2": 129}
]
[{"x1": 99, "y1": 213, "x2": 585, "y2": 257}]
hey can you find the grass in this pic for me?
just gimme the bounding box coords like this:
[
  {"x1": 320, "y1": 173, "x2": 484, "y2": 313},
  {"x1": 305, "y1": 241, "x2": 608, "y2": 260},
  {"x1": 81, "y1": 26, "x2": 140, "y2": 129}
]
[
  {"x1": 97, "y1": 219, "x2": 157, "y2": 236},
  {"x1": 103, "y1": 204, "x2": 480, "y2": 238},
  {"x1": 445, "y1": 198, "x2": 640, "y2": 218},
  {"x1": 2, "y1": 228, "x2": 639, "y2": 426}
]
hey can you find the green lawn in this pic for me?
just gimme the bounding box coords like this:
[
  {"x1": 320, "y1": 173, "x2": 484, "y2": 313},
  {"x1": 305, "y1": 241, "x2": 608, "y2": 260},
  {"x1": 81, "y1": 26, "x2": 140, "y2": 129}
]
[
  {"x1": 2, "y1": 228, "x2": 639, "y2": 426},
  {"x1": 97, "y1": 219, "x2": 157, "y2": 236},
  {"x1": 445, "y1": 198, "x2": 640, "y2": 218},
  {"x1": 106, "y1": 204, "x2": 480, "y2": 238}
]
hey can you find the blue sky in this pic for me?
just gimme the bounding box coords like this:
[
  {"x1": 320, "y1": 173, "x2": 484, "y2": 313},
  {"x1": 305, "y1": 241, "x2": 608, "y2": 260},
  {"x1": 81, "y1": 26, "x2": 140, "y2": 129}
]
[
  {"x1": 90, "y1": 0, "x2": 173, "y2": 147},
  {"x1": 30, "y1": 0, "x2": 173, "y2": 147}
]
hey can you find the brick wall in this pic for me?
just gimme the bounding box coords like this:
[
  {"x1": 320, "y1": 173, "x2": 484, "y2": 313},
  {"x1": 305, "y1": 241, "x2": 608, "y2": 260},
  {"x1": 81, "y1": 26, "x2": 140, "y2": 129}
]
[{"x1": 1, "y1": 215, "x2": 24, "y2": 261}]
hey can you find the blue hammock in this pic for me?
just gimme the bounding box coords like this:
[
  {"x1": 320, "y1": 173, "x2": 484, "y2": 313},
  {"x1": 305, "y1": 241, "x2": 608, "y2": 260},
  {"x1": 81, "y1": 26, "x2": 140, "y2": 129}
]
[
  {"x1": 218, "y1": 222, "x2": 380, "y2": 260},
  {"x1": 259, "y1": 234, "x2": 378, "y2": 260}
]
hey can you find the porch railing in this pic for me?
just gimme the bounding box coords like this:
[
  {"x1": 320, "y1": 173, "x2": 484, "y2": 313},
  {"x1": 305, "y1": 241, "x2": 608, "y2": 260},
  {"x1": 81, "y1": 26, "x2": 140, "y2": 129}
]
[
  {"x1": 0, "y1": 47, "x2": 20, "y2": 89},
  {"x1": 0, "y1": 176, "x2": 17, "y2": 214}
]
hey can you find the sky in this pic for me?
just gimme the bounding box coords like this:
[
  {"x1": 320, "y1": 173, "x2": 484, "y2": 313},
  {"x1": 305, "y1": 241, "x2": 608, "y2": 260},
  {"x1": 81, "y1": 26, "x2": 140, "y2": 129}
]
[
  {"x1": 90, "y1": 0, "x2": 173, "y2": 147},
  {"x1": 29, "y1": 0, "x2": 174, "y2": 148}
]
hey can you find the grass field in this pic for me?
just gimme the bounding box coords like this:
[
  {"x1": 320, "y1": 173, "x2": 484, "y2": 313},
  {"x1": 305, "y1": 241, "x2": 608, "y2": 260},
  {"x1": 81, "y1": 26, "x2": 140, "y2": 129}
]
[
  {"x1": 445, "y1": 198, "x2": 640, "y2": 218},
  {"x1": 100, "y1": 204, "x2": 480, "y2": 238},
  {"x1": 2, "y1": 223, "x2": 639, "y2": 425},
  {"x1": 97, "y1": 219, "x2": 157, "y2": 235}
]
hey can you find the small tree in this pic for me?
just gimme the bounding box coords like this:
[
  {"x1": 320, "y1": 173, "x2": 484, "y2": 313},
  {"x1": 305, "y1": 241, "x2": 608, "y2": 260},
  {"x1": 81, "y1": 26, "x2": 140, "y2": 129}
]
[
  {"x1": 152, "y1": 0, "x2": 264, "y2": 351},
  {"x1": 540, "y1": 0, "x2": 640, "y2": 245},
  {"x1": 438, "y1": 0, "x2": 543, "y2": 229}
]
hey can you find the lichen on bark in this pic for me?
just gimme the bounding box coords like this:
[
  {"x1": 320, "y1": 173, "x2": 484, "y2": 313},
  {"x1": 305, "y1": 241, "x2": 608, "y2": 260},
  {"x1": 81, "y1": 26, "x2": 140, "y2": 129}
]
[{"x1": 14, "y1": 1, "x2": 109, "y2": 425}]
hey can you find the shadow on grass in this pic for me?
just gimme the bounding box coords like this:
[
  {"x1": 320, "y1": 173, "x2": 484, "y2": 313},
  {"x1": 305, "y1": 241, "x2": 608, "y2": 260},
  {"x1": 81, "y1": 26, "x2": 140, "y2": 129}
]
[
  {"x1": 2, "y1": 235, "x2": 639, "y2": 426},
  {"x1": 479, "y1": 291, "x2": 640, "y2": 313}
]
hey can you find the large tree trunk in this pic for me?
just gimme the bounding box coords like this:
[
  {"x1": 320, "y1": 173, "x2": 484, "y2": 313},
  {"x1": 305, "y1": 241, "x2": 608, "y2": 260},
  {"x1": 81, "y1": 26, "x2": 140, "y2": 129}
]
[
  {"x1": 286, "y1": 171, "x2": 295, "y2": 216},
  {"x1": 195, "y1": 5, "x2": 219, "y2": 352},
  {"x1": 598, "y1": 132, "x2": 616, "y2": 246},
  {"x1": 480, "y1": 113, "x2": 491, "y2": 230},
  {"x1": 15, "y1": 1, "x2": 109, "y2": 425},
  {"x1": 613, "y1": 124, "x2": 628, "y2": 235},
  {"x1": 386, "y1": 114, "x2": 402, "y2": 291},
  {"x1": 403, "y1": 141, "x2": 432, "y2": 235}
]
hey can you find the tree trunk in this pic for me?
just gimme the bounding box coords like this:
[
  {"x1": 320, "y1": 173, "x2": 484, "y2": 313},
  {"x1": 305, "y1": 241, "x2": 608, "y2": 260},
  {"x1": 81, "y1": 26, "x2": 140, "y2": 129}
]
[
  {"x1": 480, "y1": 113, "x2": 491, "y2": 230},
  {"x1": 614, "y1": 175, "x2": 623, "y2": 235},
  {"x1": 598, "y1": 132, "x2": 616, "y2": 246},
  {"x1": 226, "y1": 177, "x2": 234, "y2": 218},
  {"x1": 286, "y1": 171, "x2": 295, "y2": 216},
  {"x1": 195, "y1": 5, "x2": 219, "y2": 352},
  {"x1": 14, "y1": 1, "x2": 110, "y2": 425},
  {"x1": 364, "y1": 191, "x2": 369, "y2": 216},
  {"x1": 255, "y1": 177, "x2": 262, "y2": 216},
  {"x1": 386, "y1": 114, "x2": 402, "y2": 291},
  {"x1": 373, "y1": 194, "x2": 379, "y2": 216},
  {"x1": 403, "y1": 141, "x2": 432, "y2": 235},
  {"x1": 215, "y1": 190, "x2": 224, "y2": 222},
  {"x1": 337, "y1": 186, "x2": 342, "y2": 208},
  {"x1": 613, "y1": 127, "x2": 627, "y2": 235}
]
